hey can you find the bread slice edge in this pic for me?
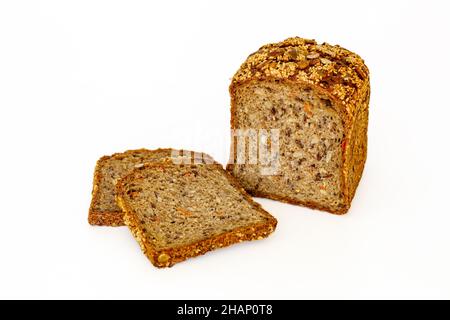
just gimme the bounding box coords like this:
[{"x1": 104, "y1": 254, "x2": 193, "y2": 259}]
[{"x1": 88, "y1": 155, "x2": 123, "y2": 226}]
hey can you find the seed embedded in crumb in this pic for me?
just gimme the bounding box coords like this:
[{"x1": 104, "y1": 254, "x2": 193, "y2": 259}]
[
  {"x1": 304, "y1": 102, "x2": 313, "y2": 116},
  {"x1": 177, "y1": 207, "x2": 193, "y2": 217}
]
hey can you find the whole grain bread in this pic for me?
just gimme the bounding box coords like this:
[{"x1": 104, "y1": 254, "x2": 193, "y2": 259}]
[
  {"x1": 227, "y1": 37, "x2": 370, "y2": 214},
  {"x1": 89, "y1": 148, "x2": 213, "y2": 226},
  {"x1": 116, "y1": 161, "x2": 277, "y2": 268}
]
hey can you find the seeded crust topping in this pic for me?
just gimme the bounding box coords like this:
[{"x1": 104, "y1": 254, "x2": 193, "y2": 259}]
[{"x1": 231, "y1": 37, "x2": 370, "y2": 123}]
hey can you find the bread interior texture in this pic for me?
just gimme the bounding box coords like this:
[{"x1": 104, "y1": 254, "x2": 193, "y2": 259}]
[
  {"x1": 231, "y1": 80, "x2": 346, "y2": 211},
  {"x1": 122, "y1": 164, "x2": 270, "y2": 250},
  {"x1": 95, "y1": 150, "x2": 171, "y2": 213}
]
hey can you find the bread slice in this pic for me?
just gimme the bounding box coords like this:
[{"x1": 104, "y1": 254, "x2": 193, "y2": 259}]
[
  {"x1": 88, "y1": 148, "x2": 212, "y2": 226},
  {"x1": 227, "y1": 37, "x2": 370, "y2": 214},
  {"x1": 116, "y1": 161, "x2": 277, "y2": 268}
]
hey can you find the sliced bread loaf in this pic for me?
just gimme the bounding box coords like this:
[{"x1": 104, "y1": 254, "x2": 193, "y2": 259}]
[
  {"x1": 116, "y1": 161, "x2": 277, "y2": 268},
  {"x1": 89, "y1": 148, "x2": 212, "y2": 226},
  {"x1": 227, "y1": 37, "x2": 370, "y2": 214}
]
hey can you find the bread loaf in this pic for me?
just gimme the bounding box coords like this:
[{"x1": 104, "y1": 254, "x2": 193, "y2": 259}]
[{"x1": 227, "y1": 37, "x2": 370, "y2": 214}]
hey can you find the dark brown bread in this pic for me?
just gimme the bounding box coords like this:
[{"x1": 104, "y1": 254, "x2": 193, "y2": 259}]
[
  {"x1": 116, "y1": 161, "x2": 277, "y2": 268},
  {"x1": 227, "y1": 37, "x2": 370, "y2": 214},
  {"x1": 89, "y1": 148, "x2": 212, "y2": 226}
]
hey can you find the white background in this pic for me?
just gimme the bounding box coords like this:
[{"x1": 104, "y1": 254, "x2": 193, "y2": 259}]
[{"x1": 1, "y1": 0, "x2": 449, "y2": 300}]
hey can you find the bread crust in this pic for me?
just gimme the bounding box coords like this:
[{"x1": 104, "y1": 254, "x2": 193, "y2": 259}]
[
  {"x1": 228, "y1": 37, "x2": 370, "y2": 214},
  {"x1": 88, "y1": 148, "x2": 206, "y2": 226},
  {"x1": 89, "y1": 154, "x2": 120, "y2": 226},
  {"x1": 88, "y1": 211, "x2": 125, "y2": 226},
  {"x1": 116, "y1": 161, "x2": 277, "y2": 268}
]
